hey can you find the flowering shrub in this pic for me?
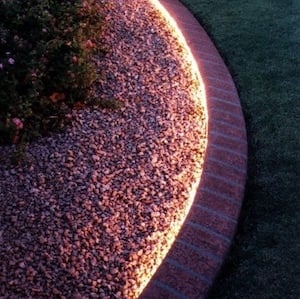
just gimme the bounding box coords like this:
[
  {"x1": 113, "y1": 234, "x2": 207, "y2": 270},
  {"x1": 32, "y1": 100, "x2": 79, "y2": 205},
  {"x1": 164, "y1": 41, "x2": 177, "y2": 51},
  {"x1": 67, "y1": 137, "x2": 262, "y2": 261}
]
[{"x1": 0, "y1": 0, "x2": 107, "y2": 145}]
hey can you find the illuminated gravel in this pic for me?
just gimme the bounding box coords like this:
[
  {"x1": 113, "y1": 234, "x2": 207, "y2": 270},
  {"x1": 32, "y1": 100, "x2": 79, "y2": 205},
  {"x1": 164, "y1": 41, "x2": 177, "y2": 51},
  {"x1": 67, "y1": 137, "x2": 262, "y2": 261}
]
[{"x1": 0, "y1": 0, "x2": 206, "y2": 298}]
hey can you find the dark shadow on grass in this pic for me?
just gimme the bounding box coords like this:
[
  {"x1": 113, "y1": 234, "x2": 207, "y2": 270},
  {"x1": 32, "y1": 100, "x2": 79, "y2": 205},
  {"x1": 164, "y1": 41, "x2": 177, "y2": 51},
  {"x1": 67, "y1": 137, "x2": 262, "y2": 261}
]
[{"x1": 180, "y1": 0, "x2": 300, "y2": 298}]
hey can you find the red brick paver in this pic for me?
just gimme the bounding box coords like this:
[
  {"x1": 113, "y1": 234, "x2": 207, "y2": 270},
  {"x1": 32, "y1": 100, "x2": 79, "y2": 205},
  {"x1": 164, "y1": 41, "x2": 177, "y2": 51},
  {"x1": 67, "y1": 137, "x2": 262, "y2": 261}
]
[{"x1": 140, "y1": 1, "x2": 247, "y2": 298}]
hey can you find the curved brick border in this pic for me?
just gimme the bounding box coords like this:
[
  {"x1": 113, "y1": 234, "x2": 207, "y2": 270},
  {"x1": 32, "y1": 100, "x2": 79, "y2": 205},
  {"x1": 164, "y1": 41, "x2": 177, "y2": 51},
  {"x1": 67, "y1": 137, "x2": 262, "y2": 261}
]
[{"x1": 140, "y1": 1, "x2": 247, "y2": 298}]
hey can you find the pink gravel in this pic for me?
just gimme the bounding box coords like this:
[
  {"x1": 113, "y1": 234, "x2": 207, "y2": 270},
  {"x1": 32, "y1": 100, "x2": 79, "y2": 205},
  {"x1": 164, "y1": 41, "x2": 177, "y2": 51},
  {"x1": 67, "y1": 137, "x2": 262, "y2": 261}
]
[{"x1": 0, "y1": 1, "x2": 207, "y2": 298}]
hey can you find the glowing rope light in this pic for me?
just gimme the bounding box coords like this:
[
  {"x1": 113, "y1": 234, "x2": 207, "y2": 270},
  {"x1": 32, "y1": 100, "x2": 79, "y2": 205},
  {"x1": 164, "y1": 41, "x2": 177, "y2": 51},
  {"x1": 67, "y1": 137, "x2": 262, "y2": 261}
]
[{"x1": 124, "y1": 1, "x2": 208, "y2": 297}]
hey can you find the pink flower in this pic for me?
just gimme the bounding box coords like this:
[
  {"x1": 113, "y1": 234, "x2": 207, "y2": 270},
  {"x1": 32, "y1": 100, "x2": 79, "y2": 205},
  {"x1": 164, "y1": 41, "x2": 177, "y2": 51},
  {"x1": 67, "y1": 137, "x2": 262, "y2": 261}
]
[
  {"x1": 72, "y1": 56, "x2": 78, "y2": 64},
  {"x1": 8, "y1": 58, "x2": 15, "y2": 65},
  {"x1": 85, "y1": 39, "x2": 94, "y2": 49},
  {"x1": 12, "y1": 118, "x2": 23, "y2": 130}
]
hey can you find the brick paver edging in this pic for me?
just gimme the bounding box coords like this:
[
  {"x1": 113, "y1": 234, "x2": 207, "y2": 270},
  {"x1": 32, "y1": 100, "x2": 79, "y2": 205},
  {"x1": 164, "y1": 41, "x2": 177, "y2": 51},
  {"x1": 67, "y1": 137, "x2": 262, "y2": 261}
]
[{"x1": 140, "y1": 1, "x2": 248, "y2": 298}]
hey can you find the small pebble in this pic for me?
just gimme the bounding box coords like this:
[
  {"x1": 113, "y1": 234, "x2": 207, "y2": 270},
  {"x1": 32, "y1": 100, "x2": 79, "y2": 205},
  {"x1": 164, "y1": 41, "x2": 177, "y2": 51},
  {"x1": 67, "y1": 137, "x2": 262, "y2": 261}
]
[{"x1": 0, "y1": 0, "x2": 206, "y2": 298}]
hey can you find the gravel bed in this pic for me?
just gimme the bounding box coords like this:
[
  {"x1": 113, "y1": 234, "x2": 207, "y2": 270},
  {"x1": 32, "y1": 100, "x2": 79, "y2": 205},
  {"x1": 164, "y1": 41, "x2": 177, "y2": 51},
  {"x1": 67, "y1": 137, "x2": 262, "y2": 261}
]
[{"x1": 0, "y1": 0, "x2": 207, "y2": 298}]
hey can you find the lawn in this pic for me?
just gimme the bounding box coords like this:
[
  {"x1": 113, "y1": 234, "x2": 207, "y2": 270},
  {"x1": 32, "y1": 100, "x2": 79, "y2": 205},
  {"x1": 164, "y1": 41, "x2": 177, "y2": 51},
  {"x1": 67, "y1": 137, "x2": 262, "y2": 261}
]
[{"x1": 180, "y1": 0, "x2": 299, "y2": 298}]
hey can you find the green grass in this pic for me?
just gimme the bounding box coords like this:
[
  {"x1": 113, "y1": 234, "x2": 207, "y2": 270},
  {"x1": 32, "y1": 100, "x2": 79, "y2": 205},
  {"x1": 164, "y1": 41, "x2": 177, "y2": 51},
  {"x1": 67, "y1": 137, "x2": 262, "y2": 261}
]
[{"x1": 180, "y1": 1, "x2": 299, "y2": 298}]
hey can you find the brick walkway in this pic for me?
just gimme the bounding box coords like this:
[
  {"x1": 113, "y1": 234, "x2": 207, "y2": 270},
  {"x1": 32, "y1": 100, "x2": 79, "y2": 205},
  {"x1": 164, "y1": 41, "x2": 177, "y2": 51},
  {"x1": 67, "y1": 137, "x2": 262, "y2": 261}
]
[{"x1": 140, "y1": 1, "x2": 247, "y2": 298}]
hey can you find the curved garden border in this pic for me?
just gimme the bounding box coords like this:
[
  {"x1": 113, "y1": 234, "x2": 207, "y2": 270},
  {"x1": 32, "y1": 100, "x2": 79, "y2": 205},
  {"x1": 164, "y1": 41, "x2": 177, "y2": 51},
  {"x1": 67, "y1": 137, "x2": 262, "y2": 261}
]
[{"x1": 140, "y1": 1, "x2": 247, "y2": 298}]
